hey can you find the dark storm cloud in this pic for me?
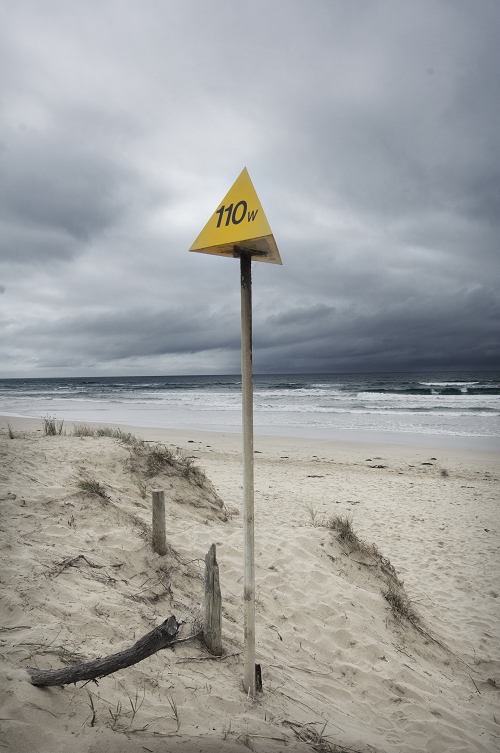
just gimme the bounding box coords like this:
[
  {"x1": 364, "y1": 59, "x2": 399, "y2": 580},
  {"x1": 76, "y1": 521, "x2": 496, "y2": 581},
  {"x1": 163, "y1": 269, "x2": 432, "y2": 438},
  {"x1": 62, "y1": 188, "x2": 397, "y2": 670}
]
[
  {"x1": 254, "y1": 285, "x2": 500, "y2": 373},
  {"x1": 0, "y1": 112, "x2": 141, "y2": 263},
  {"x1": 6, "y1": 280, "x2": 496, "y2": 375},
  {"x1": 4, "y1": 306, "x2": 241, "y2": 368},
  {"x1": 0, "y1": 0, "x2": 499, "y2": 376}
]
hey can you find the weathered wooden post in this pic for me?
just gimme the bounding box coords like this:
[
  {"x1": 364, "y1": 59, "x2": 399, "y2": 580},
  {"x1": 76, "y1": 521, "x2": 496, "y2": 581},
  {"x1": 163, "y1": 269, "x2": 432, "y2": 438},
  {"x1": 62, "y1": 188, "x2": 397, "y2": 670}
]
[
  {"x1": 189, "y1": 167, "x2": 282, "y2": 694},
  {"x1": 204, "y1": 543, "x2": 222, "y2": 655},
  {"x1": 240, "y1": 251, "x2": 256, "y2": 691},
  {"x1": 152, "y1": 489, "x2": 167, "y2": 556}
]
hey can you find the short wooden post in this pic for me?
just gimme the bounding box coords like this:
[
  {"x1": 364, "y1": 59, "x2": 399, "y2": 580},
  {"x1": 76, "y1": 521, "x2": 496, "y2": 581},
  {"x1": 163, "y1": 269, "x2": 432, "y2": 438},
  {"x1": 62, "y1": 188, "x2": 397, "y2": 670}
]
[
  {"x1": 204, "y1": 543, "x2": 222, "y2": 656},
  {"x1": 152, "y1": 489, "x2": 167, "y2": 556}
]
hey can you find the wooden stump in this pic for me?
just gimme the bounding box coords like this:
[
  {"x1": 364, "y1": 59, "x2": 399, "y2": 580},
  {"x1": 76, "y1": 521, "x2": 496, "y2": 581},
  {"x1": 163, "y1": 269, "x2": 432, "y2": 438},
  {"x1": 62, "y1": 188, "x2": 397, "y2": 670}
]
[
  {"x1": 204, "y1": 543, "x2": 222, "y2": 656},
  {"x1": 152, "y1": 489, "x2": 167, "y2": 555}
]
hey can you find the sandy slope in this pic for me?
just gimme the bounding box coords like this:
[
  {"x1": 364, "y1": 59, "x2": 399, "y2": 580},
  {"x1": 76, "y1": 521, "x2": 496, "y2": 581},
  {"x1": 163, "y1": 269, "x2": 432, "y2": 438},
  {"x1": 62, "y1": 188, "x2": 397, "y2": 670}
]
[{"x1": 0, "y1": 417, "x2": 499, "y2": 753}]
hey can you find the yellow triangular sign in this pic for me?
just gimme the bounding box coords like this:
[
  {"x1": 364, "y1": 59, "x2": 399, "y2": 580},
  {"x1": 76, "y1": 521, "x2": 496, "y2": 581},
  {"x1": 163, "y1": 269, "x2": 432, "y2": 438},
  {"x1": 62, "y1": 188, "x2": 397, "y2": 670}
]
[{"x1": 189, "y1": 168, "x2": 281, "y2": 264}]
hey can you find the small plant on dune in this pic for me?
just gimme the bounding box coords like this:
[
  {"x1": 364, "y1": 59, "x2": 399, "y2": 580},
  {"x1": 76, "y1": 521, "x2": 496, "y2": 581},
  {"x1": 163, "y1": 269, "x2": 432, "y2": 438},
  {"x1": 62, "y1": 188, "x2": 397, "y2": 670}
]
[
  {"x1": 108, "y1": 700, "x2": 124, "y2": 731},
  {"x1": 127, "y1": 685, "x2": 145, "y2": 726},
  {"x1": 136, "y1": 442, "x2": 204, "y2": 484},
  {"x1": 180, "y1": 455, "x2": 195, "y2": 475},
  {"x1": 178, "y1": 454, "x2": 204, "y2": 484},
  {"x1": 327, "y1": 513, "x2": 379, "y2": 557},
  {"x1": 77, "y1": 478, "x2": 108, "y2": 498},
  {"x1": 7, "y1": 423, "x2": 15, "y2": 439},
  {"x1": 136, "y1": 480, "x2": 148, "y2": 499},
  {"x1": 382, "y1": 582, "x2": 420, "y2": 626},
  {"x1": 284, "y1": 720, "x2": 355, "y2": 752},
  {"x1": 167, "y1": 693, "x2": 180, "y2": 732},
  {"x1": 73, "y1": 423, "x2": 96, "y2": 437},
  {"x1": 86, "y1": 690, "x2": 97, "y2": 727},
  {"x1": 118, "y1": 430, "x2": 141, "y2": 445},
  {"x1": 90, "y1": 685, "x2": 145, "y2": 732},
  {"x1": 305, "y1": 503, "x2": 320, "y2": 526},
  {"x1": 95, "y1": 426, "x2": 115, "y2": 438},
  {"x1": 72, "y1": 424, "x2": 142, "y2": 445},
  {"x1": 145, "y1": 444, "x2": 175, "y2": 476},
  {"x1": 43, "y1": 415, "x2": 64, "y2": 435},
  {"x1": 96, "y1": 427, "x2": 140, "y2": 444},
  {"x1": 327, "y1": 513, "x2": 356, "y2": 545}
]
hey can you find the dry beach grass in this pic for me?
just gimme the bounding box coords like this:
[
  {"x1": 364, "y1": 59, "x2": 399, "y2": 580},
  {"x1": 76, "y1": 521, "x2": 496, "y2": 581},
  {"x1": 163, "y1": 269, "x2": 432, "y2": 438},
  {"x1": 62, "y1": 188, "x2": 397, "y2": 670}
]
[{"x1": 0, "y1": 416, "x2": 499, "y2": 752}]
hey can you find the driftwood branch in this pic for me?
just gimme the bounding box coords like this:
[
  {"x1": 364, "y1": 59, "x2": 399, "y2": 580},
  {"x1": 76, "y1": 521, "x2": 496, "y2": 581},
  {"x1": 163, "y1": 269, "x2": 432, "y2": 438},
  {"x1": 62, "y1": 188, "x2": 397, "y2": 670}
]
[{"x1": 27, "y1": 615, "x2": 179, "y2": 687}]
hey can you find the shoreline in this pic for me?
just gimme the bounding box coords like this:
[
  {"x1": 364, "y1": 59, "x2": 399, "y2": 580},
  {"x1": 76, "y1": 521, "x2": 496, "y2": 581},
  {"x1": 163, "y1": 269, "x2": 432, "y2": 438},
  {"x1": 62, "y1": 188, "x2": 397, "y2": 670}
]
[{"x1": 2, "y1": 412, "x2": 499, "y2": 453}]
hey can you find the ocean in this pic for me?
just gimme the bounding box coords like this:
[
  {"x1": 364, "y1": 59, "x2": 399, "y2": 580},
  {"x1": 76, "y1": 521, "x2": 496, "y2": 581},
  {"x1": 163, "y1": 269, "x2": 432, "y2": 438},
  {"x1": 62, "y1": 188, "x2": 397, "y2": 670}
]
[{"x1": 1, "y1": 372, "x2": 499, "y2": 450}]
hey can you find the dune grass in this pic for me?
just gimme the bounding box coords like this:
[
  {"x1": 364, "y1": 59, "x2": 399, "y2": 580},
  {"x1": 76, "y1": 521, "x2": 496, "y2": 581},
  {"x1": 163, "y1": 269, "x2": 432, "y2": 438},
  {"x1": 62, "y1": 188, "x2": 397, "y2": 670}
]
[
  {"x1": 327, "y1": 513, "x2": 422, "y2": 627},
  {"x1": 382, "y1": 582, "x2": 420, "y2": 626},
  {"x1": 327, "y1": 513, "x2": 380, "y2": 558},
  {"x1": 76, "y1": 478, "x2": 108, "y2": 499},
  {"x1": 73, "y1": 423, "x2": 138, "y2": 444},
  {"x1": 42, "y1": 416, "x2": 64, "y2": 435},
  {"x1": 72, "y1": 424, "x2": 206, "y2": 487},
  {"x1": 284, "y1": 719, "x2": 358, "y2": 752}
]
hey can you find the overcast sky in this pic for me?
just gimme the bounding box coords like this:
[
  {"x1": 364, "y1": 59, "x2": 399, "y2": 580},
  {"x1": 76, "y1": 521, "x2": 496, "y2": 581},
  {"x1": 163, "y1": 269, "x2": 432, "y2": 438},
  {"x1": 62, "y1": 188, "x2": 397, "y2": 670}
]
[{"x1": 1, "y1": 0, "x2": 499, "y2": 377}]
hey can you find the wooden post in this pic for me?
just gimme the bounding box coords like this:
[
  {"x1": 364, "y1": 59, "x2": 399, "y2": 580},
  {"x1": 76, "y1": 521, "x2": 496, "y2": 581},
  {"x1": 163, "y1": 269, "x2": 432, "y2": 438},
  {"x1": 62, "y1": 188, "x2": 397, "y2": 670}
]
[
  {"x1": 204, "y1": 543, "x2": 222, "y2": 656},
  {"x1": 240, "y1": 252, "x2": 256, "y2": 695},
  {"x1": 152, "y1": 489, "x2": 167, "y2": 555}
]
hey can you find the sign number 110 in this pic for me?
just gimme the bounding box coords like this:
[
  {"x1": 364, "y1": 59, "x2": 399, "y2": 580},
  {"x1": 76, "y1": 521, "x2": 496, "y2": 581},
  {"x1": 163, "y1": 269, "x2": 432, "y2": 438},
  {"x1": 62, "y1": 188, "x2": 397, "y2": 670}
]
[{"x1": 215, "y1": 201, "x2": 258, "y2": 227}]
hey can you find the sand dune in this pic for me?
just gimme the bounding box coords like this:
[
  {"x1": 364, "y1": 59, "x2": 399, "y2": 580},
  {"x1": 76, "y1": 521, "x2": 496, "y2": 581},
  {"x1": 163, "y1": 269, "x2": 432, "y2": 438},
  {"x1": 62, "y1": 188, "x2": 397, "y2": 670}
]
[{"x1": 1, "y1": 416, "x2": 499, "y2": 752}]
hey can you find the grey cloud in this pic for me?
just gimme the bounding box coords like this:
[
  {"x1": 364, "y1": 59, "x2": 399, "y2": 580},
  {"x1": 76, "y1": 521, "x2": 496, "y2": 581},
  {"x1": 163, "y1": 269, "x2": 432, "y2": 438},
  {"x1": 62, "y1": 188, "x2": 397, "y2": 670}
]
[
  {"x1": 266, "y1": 304, "x2": 335, "y2": 328},
  {"x1": 0, "y1": 221, "x2": 81, "y2": 265},
  {"x1": 0, "y1": 0, "x2": 499, "y2": 376},
  {"x1": 6, "y1": 306, "x2": 241, "y2": 366},
  {"x1": 253, "y1": 285, "x2": 500, "y2": 372},
  {"x1": 462, "y1": 172, "x2": 500, "y2": 226},
  {"x1": 0, "y1": 118, "x2": 140, "y2": 263}
]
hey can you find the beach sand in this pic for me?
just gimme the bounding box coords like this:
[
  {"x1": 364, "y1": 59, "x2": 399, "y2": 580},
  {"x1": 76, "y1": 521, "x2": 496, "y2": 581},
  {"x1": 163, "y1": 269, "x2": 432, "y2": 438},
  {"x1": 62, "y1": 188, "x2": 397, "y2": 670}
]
[{"x1": 1, "y1": 415, "x2": 499, "y2": 752}]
